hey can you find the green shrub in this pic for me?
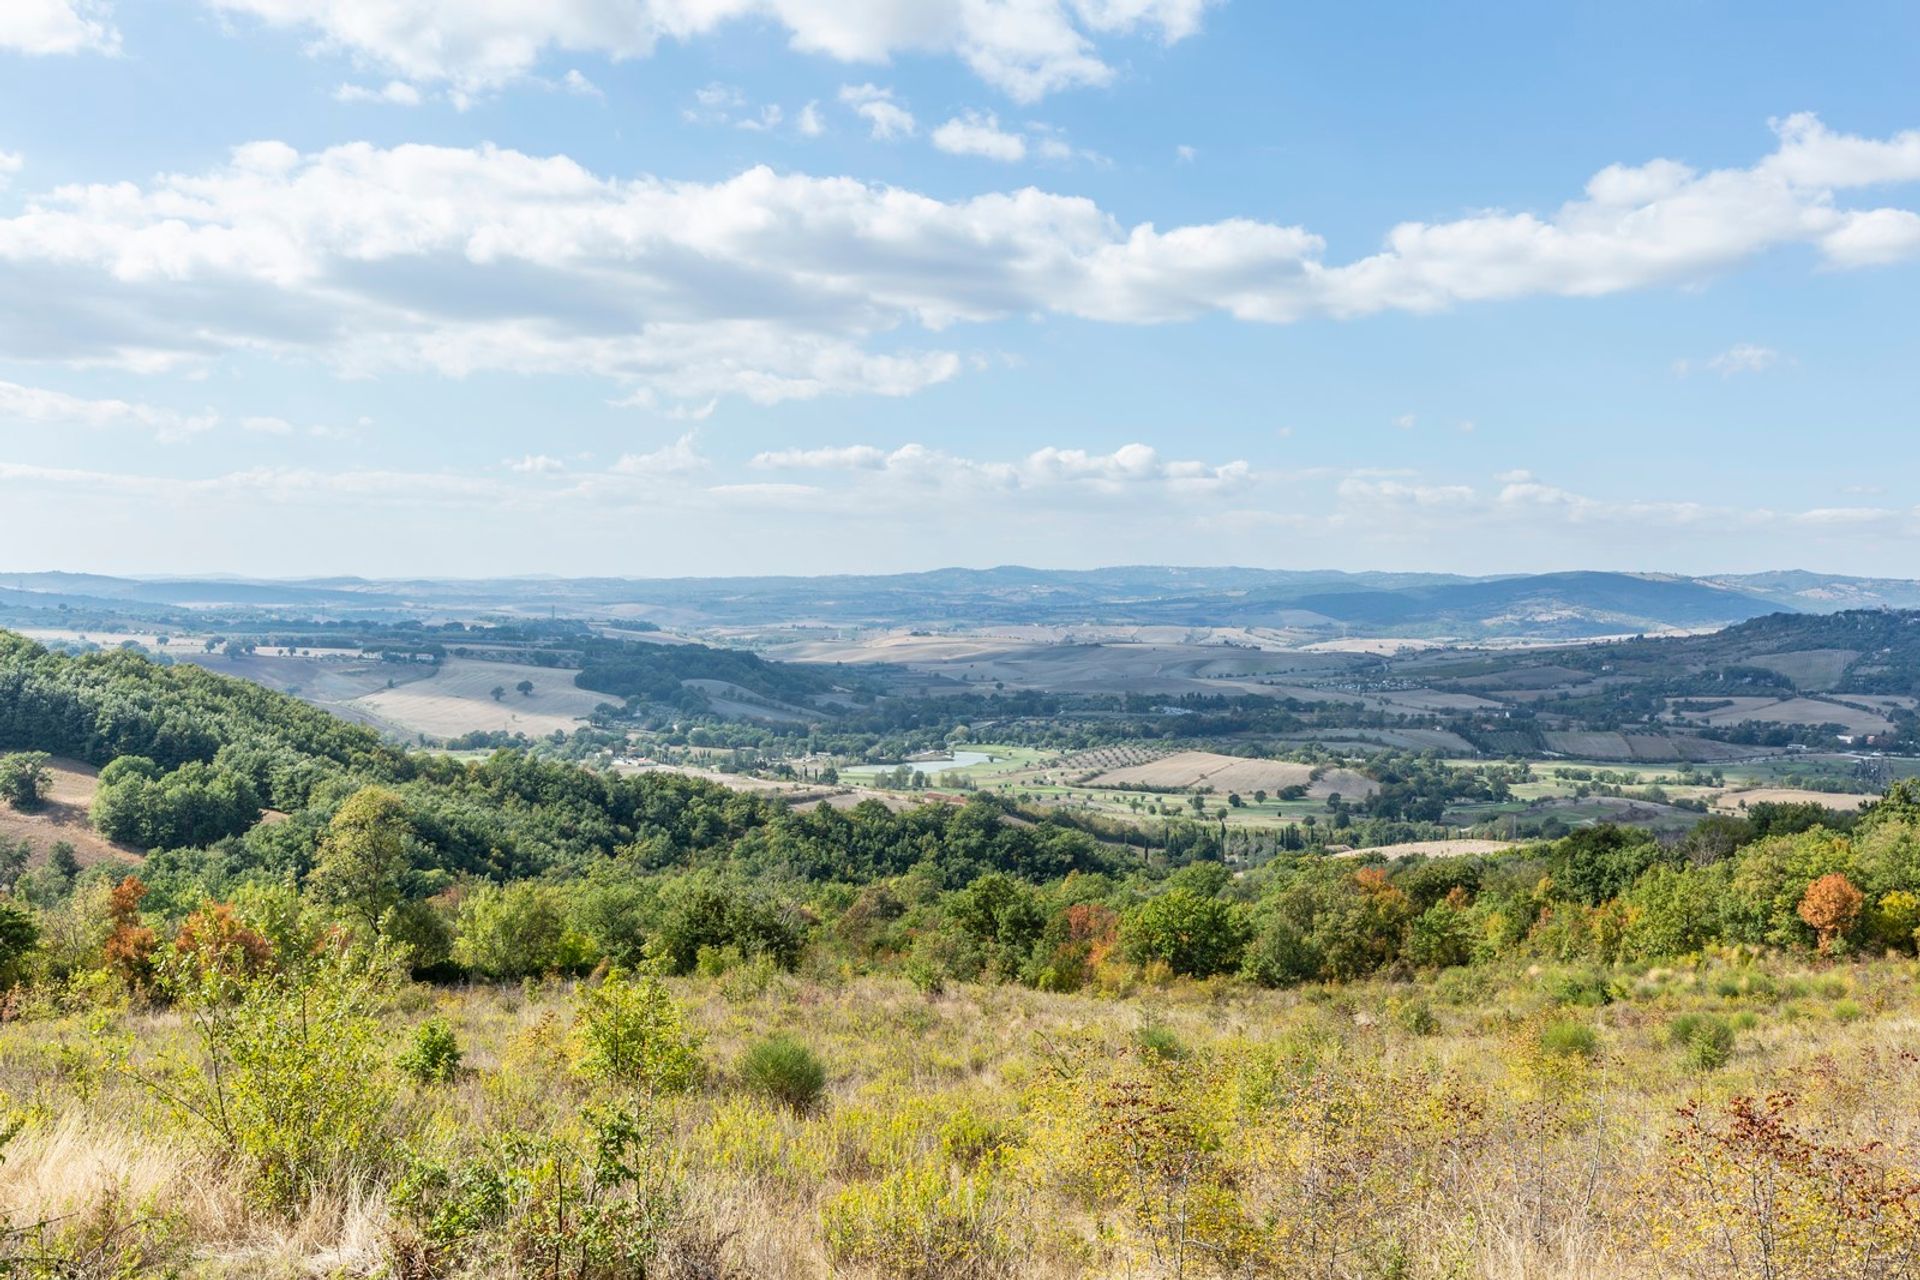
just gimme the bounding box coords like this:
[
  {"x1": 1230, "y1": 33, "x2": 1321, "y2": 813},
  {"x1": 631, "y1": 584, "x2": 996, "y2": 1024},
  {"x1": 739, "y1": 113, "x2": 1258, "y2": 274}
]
[
  {"x1": 694, "y1": 943, "x2": 743, "y2": 978},
  {"x1": 574, "y1": 967, "x2": 704, "y2": 1095},
  {"x1": 1538, "y1": 1019, "x2": 1599, "y2": 1059},
  {"x1": 397, "y1": 1018, "x2": 463, "y2": 1085},
  {"x1": 453, "y1": 882, "x2": 584, "y2": 979},
  {"x1": 140, "y1": 949, "x2": 395, "y2": 1211},
  {"x1": 1134, "y1": 1022, "x2": 1187, "y2": 1062},
  {"x1": 1831, "y1": 997, "x2": 1864, "y2": 1022},
  {"x1": 938, "y1": 1106, "x2": 1015, "y2": 1168},
  {"x1": 1433, "y1": 965, "x2": 1492, "y2": 1007},
  {"x1": 1542, "y1": 968, "x2": 1611, "y2": 1007},
  {"x1": 738, "y1": 1035, "x2": 827, "y2": 1111},
  {"x1": 903, "y1": 956, "x2": 947, "y2": 997},
  {"x1": 822, "y1": 1161, "x2": 1007, "y2": 1278},
  {"x1": 719, "y1": 952, "x2": 778, "y2": 1003},
  {"x1": 1392, "y1": 998, "x2": 1439, "y2": 1036},
  {"x1": 1669, "y1": 1014, "x2": 1735, "y2": 1071},
  {"x1": 393, "y1": 1104, "x2": 680, "y2": 1274},
  {"x1": 0, "y1": 899, "x2": 39, "y2": 985}
]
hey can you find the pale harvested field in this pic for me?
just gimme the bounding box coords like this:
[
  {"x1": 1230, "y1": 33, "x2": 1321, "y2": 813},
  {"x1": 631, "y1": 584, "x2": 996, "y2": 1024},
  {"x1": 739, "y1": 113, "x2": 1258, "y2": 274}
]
[
  {"x1": 1306, "y1": 766, "x2": 1378, "y2": 799},
  {"x1": 0, "y1": 756, "x2": 141, "y2": 867},
  {"x1": 1274, "y1": 727, "x2": 1478, "y2": 753},
  {"x1": 774, "y1": 630, "x2": 1364, "y2": 699},
  {"x1": 1083, "y1": 751, "x2": 1380, "y2": 798},
  {"x1": 1745, "y1": 648, "x2": 1859, "y2": 690},
  {"x1": 1339, "y1": 838, "x2": 1518, "y2": 859},
  {"x1": 680, "y1": 679, "x2": 815, "y2": 723},
  {"x1": 1712, "y1": 787, "x2": 1881, "y2": 813},
  {"x1": 1297, "y1": 636, "x2": 1447, "y2": 655},
  {"x1": 1366, "y1": 689, "x2": 1505, "y2": 713},
  {"x1": 1086, "y1": 750, "x2": 1312, "y2": 792},
  {"x1": 1542, "y1": 731, "x2": 1764, "y2": 763},
  {"x1": 181, "y1": 651, "x2": 433, "y2": 703},
  {"x1": 1830, "y1": 693, "x2": 1919, "y2": 711},
  {"x1": 351, "y1": 658, "x2": 614, "y2": 739},
  {"x1": 15, "y1": 628, "x2": 212, "y2": 650},
  {"x1": 1697, "y1": 696, "x2": 1893, "y2": 735}
]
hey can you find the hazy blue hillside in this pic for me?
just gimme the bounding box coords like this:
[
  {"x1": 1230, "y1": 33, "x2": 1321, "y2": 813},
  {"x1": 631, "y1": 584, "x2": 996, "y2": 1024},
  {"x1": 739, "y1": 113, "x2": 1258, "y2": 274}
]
[{"x1": 3, "y1": 566, "x2": 1918, "y2": 638}]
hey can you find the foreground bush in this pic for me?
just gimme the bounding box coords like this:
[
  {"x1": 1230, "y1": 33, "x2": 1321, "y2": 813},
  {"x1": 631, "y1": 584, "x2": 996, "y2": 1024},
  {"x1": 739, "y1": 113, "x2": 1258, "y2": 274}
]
[
  {"x1": 737, "y1": 1035, "x2": 827, "y2": 1111},
  {"x1": 397, "y1": 1017, "x2": 464, "y2": 1085},
  {"x1": 572, "y1": 965, "x2": 704, "y2": 1095},
  {"x1": 122, "y1": 946, "x2": 396, "y2": 1211}
]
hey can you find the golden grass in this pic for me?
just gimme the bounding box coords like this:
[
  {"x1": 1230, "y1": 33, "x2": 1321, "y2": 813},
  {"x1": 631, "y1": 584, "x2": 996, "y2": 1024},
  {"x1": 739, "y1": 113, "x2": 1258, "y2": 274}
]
[{"x1": 1, "y1": 956, "x2": 1916, "y2": 1277}]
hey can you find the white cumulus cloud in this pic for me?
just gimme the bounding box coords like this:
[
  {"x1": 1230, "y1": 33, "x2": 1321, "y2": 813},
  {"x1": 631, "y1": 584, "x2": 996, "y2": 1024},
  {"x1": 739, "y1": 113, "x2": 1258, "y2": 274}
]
[
  {"x1": 839, "y1": 83, "x2": 915, "y2": 139},
  {"x1": 932, "y1": 112, "x2": 1026, "y2": 161},
  {"x1": 333, "y1": 79, "x2": 423, "y2": 106},
  {"x1": 198, "y1": 0, "x2": 1215, "y2": 101},
  {"x1": 0, "y1": 0, "x2": 118, "y2": 54},
  {"x1": 0, "y1": 115, "x2": 1916, "y2": 407}
]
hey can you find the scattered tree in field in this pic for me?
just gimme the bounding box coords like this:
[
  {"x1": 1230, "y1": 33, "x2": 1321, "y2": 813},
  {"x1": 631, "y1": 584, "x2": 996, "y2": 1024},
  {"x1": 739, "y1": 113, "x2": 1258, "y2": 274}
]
[
  {"x1": 1798, "y1": 873, "x2": 1864, "y2": 953},
  {"x1": 490, "y1": 685, "x2": 506, "y2": 701},
  {"x1": 516, "y1": 679, "x2": 534, "y2": 697},
  {"x1": 0, "y1": 751, "x2": 52, "y2": 810}
]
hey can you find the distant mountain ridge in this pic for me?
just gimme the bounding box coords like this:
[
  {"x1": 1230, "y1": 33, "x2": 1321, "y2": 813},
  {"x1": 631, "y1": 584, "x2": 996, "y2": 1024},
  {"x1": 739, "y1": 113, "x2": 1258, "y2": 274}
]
[{"x1": 3, "y1": 566, "x2": 1919, "y2": 639}]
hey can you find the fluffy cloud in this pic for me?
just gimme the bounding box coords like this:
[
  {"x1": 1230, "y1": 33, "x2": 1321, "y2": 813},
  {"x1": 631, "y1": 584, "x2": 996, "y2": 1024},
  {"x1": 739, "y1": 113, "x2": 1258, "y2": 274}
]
[
  {"x1": 1673, "y1": 342, "x2": 1785, "y2": 377},
  {"x1": 198, "y1": 0, "x2": 1213, "y2": 100},
  {"x1": 839, "y1": 83, "x2": 915, "y2": 139},
  {"x1": 0, "y1": 378, "x2": 214, "y2": 441},
  {"x1": 0, "y1": 0, "x2": 118, "y2": 55},
  {"x1": 1, "y1": 115, "x2": 1916, "y2": 405},
  {"x1": 334, "y1": 80, "x2": 423, "y2": 106},
  {"x1": 751, "y1": 440, "x2": 1251, "y2": 496},
  {"x1": 932, "y1": 112, "x2": 1025, "y2": 161},
  {"x1": 751, "y1": 444, "x2": 888, "y2": 469},
  {"x1": 612, "y1": 432, "x2": 707, "y2": 475}
]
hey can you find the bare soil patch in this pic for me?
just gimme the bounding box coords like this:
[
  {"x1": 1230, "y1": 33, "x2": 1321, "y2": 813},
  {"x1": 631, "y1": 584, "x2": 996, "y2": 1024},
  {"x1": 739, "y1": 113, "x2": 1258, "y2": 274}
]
[{"x1": 0, "y1": 756, "x2": 141, "y2": 868}]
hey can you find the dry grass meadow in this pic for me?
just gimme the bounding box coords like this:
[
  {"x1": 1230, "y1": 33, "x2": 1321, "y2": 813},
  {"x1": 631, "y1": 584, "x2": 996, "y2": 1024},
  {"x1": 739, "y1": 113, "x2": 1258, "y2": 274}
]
[{"x1": 3, "y1": 953, "x2": 1917, "y2": 1279}]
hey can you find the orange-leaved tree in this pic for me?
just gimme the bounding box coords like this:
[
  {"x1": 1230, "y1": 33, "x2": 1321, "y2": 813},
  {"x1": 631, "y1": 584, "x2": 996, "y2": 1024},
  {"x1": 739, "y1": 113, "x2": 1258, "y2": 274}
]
[
  {"x1": 1798, "y1": 873, "x2": 1865, "y2": 954},
  {"x1": 103, "y1": 874, "x2": 157, "y2": 986}
]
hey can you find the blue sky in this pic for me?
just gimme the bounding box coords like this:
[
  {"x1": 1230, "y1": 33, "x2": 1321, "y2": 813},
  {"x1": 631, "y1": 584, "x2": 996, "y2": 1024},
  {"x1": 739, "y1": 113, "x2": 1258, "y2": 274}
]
[{"x1": 1, "y1": 0, "x2": 1917, "y2": 579}]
